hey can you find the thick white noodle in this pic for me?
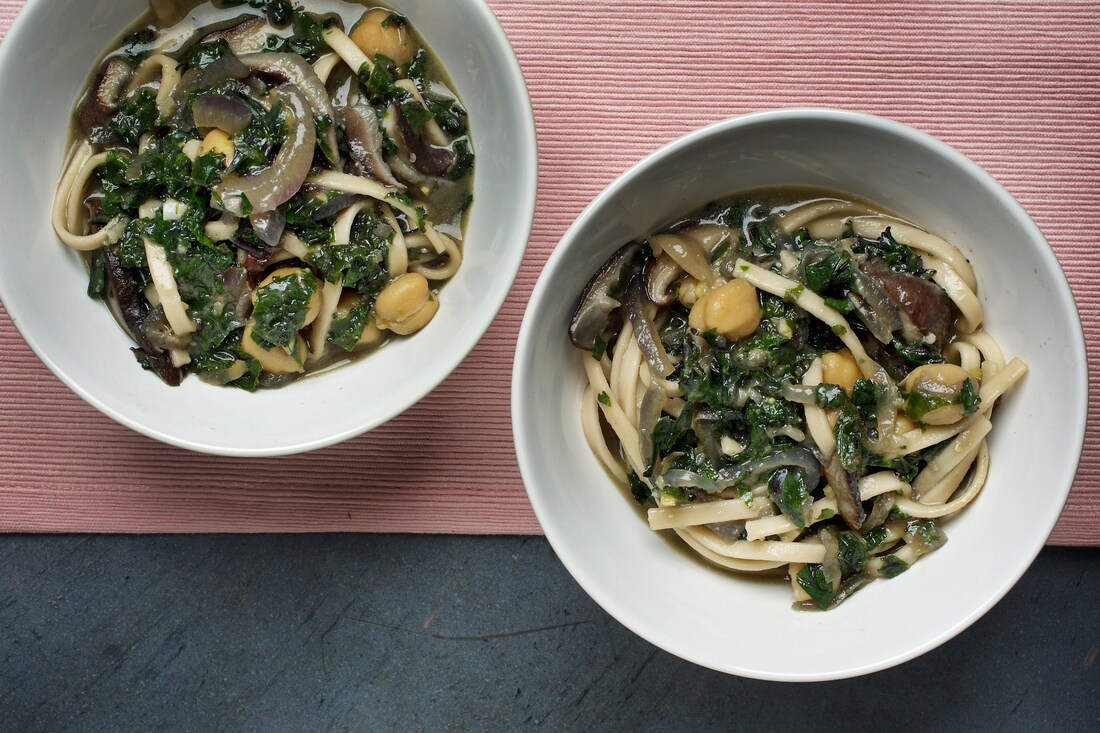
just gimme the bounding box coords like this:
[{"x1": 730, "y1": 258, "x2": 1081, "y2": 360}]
[
  {"x1": 333, "y1": 199, "x2": 371, "y2": 244},
  {"x1": 800, "y1": 357, "x2": 835, "y2": 457},
  {"x1": 849, "y1": 217, "x2": 977, "y2": 292},
  {"x1": 380, "y1": 203, "x2": 408, "y2": 278},
  {"x1": 312, "y1": 52, "x2": 341, "y2": 85},
  {"x1": 920, "y1": 441, "x2": 981, "y2": 505},
  {"x1": 893, "y1": 442, "x2": 990, "y2": 519},
  {"x1": 912, "y1": 417, "x2": 992, "y2": 497},
  {"x1": 51, "y1": 142, "x2": 126, "y2": 251},
  {"x1": 127, "y1": 53, "x2": 182, "y2": 118},
  {"x1": 648, "y1": 498, "x2": 759, "y2": 530},
  {"x1": 960, "y1": 330, "x2": 1007, "y2": 370},
  {"x1": 308, "y1": 279, "x2": 344, "y2": 362},
  {"x1": 945, "y1": 340, "x2": 983, "y2": 373},
  {"x1": 675, "y1": 529, "x2": 786, "y2": 571},
  {"x1": 322, "y1": 27, "x2": 373, "y2": 77},
  {"x1": 923, "y1": 256, "x2": 983, "y2": 334},
  {"x1": 583, "y1": 354, "x2": 645, "y2": 475},
  {"x1": 777, "y1": 199, "x2": 881, "y2": 235},
  {"x1": 581, "y1": 385, "x2": 628, "y2": 483},
  {"x1": 638, "y1": 362, "x2": 682, "y2": 398},
  {"x1": 681, "y1": 527, "x2": 826, "y2": 564},
  {"x1": 144, "y1": 238, "x2": 196, "y2": 336},
  {"x1": 307, "y1": 170, "x2": 423, "y2": 229}
]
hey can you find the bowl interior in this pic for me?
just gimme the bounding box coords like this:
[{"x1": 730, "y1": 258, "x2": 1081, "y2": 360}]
[
  {"x1": 513, "y1": 109, "x2": 1085, "y2": 680},
  {"x1": 0, "y1": 0, "x2": 536, "y2": 456}
]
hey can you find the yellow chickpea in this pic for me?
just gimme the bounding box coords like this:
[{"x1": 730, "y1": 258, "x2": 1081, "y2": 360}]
[
  {"x1": 387, "y1": 296, "x2": 438, "y2": 336},
  {"x1": 240, "y1": 321, "x2": 306, "y2": 374},
  {"x1": 821, "y1": 349, "x2": 861, "y2": 395},
  {"x1": 902, "y1": 363, "x2": 976, "y2": 425},
  {"x1": 374, "y1": 272, "x2": 438, "y2": 334},
  {"x1": 349, "y1": 8, "x2": 416, "y2": 65},
  {"x1": 200, "y1": 128, "x2": 235, "y2": 165},
  {"x1": 335, "y1": 292, "x2": 384, "y2": 348},
  {"x1": 688, "y1": 279, "x2": 761, "y2": 341}
]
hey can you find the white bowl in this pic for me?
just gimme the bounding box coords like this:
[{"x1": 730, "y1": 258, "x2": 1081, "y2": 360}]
[
  {"x1": 512, "y1": 108, "x2": 1086, "y2": 680},
  {"x1": 0, "y1": 0, "x2": 536, "y2": 456}
]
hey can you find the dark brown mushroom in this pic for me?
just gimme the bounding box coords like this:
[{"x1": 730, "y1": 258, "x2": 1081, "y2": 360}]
[
  {"x1": 197, "y1": 14, "x2": 269, "y2": 54},
  {"x1": 643, "y1": 254, "x2": 682, "y2": 307},
  {"x1": 864, "y1": 258, "x2": 952, "y2": 347},
  {"x1": 568, "y1": 243, "x2": 640, "y2": 351},
  {"x1": 75, "y1": 56, "x2": 133, "y2": 140},
  {"x1": 394, "y1": 105, "x2": 453, "y2": 177},
  {"x1": 102, "y1": 247, "x2": 156, "y2": 353},
  {"x1": 341, "y1": 104, "x2": 404, "y2": 189}
]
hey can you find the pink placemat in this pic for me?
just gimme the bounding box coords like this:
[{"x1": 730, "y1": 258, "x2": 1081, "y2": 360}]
[{"x1": 1, "y1": 1, "x2": 1097, "y2": 542}]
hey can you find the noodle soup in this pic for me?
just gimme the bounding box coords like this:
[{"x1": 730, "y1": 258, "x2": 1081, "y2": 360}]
[
  {"x1": 570, "y1": 187, "x2": 1027, "y2": 610},
  {"x1": 53, "y1": 0, "x2": 474, "y2": 389}
]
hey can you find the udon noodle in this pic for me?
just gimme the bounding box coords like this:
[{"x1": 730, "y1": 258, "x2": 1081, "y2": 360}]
[
  {"x1": 53, "y1": 0, "x2": 474, "y2": 388},
  {"x1": 570, "y1": 188, "x2": 1026, "y2": 609}
]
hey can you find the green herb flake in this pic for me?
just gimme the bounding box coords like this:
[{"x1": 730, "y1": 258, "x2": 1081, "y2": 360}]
[
  {"x1": 591, "y1": 333, "x2": 607, "y2": 361},
  {"x1": 878, "y1": 555, "x2": 910, "y2": 579},
  {"x1": 831, "y1": 324, "x2": 847, "y2": 337},
  {"x1": 797, "y1": 564, "x2": 837, "y2": 610},
  {"x1": 328, "y1": 298, "x2": 373, "y2": 352},
  {"x1": 597, "y1": 391, "x2": 612, "y2": 407}
]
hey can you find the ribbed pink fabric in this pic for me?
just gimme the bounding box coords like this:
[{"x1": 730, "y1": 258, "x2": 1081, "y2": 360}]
[{"x1": 1, "y1": 1, "x2": 1097, "y2": 541}]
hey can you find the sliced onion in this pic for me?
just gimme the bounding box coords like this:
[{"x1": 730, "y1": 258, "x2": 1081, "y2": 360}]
[
  {"x1": 238, "y1": 52, "x2": 338, "y2": 164},
  {"x1": 192, "y1": 93, "x2": 253, "y2": 133},
  {"x1": 781, "y1": 382, "x2": 818, "y2": 405},
  {"x1": 819, "y1": 527, "x2": 842, "y2": 591},
  {"x1": 622, "y1": 273, "x2": 675, "y2": 378},
  {"x1": 850, "y1": 266, "x2": 903, "y2": 344},
  {"x1": 715, "y1": 447, "x2": 822, "y2": 492},
  {"x1": 214, "y1": 83, "x2": 315, "y2": 215},
  {"x1": 659, "y1": 469, "x2": 720, "y2": 493},
  {"x1": 250, "y1": 208, "x2": 287, "y2": 248}
]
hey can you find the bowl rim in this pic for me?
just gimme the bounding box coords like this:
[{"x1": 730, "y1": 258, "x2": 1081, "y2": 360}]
[
  {"x1": 0, "y1": 0, "x2": 539, "y2": 457},
  {"x1": 511, "y1": 106, "x2": 1088, "y2": 680}
]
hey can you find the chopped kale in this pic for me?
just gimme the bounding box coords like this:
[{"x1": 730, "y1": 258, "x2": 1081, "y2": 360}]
[
  {"x1": 250, "y1": 269, "x2": 319, "y2": 349},
  {"x1": 329, "y1": 298, "x2": 372, "y2": 352},
  {"x1": 109, "y1": 88, "x2": 159, "y2": 146},
  {"x1": 797, "y1": 564, "x2": 837, "y2": 610},
  {"x1": 877, "y1": 555, "x2": 910, "y2": 579},
  {"x1": 179, "y1": 39, "x2": 232, "y2": 71},
  {"x1": 836, "y1": 531, "x2": 867, "y2": 577}
]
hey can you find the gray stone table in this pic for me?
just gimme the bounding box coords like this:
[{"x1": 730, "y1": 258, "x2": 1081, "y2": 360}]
[{"x1": 1, "y1": 536, "x2": 1096, "y2": 731}]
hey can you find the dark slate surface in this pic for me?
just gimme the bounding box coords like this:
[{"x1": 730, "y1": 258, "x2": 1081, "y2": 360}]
[{"x1": 0, "y1": 536, "x2": 1096, "y2": 732}]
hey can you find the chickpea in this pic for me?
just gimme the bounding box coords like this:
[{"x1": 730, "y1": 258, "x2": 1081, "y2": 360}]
[
  {"x1": 688, "y1": 279, "x2": 761, "y2": 341},
  {"x1": 349, "y1": 8, "x2": 416, "y2": 65},
  {"x1": 240, "y1": 321, "x2": 306, "y2": 374},
  {"x1": 200, "y1": 128, "x2": 234, "y2": 165},
  {"x1": 821, "y1": 349, "x2": 861, "y2": 395},
  {"x1": 387, "y1": 295, "x2": 438, "y2": 335},
  {"x1": 902, "y1": 363, "x2": 977, "y2": 425},
  {"x1": 256, "y1": 268, "x2": 322, "y2": 326},
  {"x1": 676, "y1": 276, "x2": 704, "y2": 307},
  {"x1": 335, "y1": 292, "x2": 384, "y2": 348},
  {"x1": 374, "y1": 272, "x2": 438, "y2": 335}
]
